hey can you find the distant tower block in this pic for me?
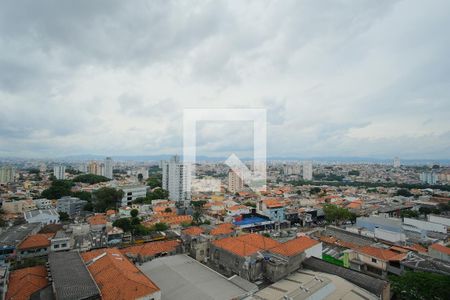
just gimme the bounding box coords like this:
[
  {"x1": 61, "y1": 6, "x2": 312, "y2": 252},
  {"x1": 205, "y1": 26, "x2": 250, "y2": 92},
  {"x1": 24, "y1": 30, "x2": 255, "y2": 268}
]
[{"x1": 393, "y1": 157, "x2": 401, "y2": 168}]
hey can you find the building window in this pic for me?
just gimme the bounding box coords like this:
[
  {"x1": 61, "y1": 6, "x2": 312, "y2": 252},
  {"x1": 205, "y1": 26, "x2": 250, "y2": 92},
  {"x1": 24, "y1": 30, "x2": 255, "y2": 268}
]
[
  {"x1": 54, "y1": 244, "x2": 59, "y2": 249},
  {"x1": 371, "y1": 258, "x2": 377, "y2": 263},
  {"x1": 61, "y1": 243, "x2": 67, "y2": 247}
]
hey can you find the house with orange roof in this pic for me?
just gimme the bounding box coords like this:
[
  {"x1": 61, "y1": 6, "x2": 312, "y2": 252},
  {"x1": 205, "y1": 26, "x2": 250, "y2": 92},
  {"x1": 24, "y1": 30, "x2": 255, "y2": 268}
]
[
  {"x1": 5, "y1": 265, "x2": 48, "y2": 300},
  {"x1": 428, "y1": 243, "x2": 450, "y2": 262},
  {"x1": 17, "y1": 233, "x2": 54, "y2": 259},
  {"x1": 87, "y1": 213, "x2": 108, "y2": 231},
  {"x1": 258, "y1": 198, "x2": 286, "y2": 222},
  {"x1": 226, "y1": 204, "x2": 251, "y2": 217},
  {"x1": 181, "y1": 226, "x2": 209, "y2": 261},
  {"x1": 81, "y1": 248, "x2": 161, "y2": 300},
  {"x1": 348, "y1": 245, "x2": 408, "y2": 278},
  {"x1": 210, "y1": 223, "x2": 235, "y2": 239},
  {"x1": 121, "y1": 240, "x2": 181, "y2": 262},
  {"x1": 210, "y1": 233, "x2": 322, "y2": 282}
]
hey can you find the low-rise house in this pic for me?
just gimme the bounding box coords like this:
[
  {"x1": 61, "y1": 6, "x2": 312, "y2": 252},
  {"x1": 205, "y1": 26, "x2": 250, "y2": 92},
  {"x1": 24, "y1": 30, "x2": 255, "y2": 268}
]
[
  {"x1": 347, "y1": 246, "x2": 407, "y2": 278},
  {"x1": 210, "y1": 223, "x2": 235, "y2": 239},
  {"x1": 87, "y1": 214, "x2": 108, "y2": 231},
  {"x1": 209, "y1": 233, "x2": 281, "y2": 281},
  {"x1": 0, "y1": 223, "x2": 42, "y2": 261},
  {"x1": 181, "y1": 226, "x2": 208, "y2": 261},
  {"x1": 32, "y1": 198, "x2": 52, "y2": 209},
  {"x1": 5, "y1": 266, "x2": 48, "y2": 300},
  {"x1": 2, "y1": 199, "x2": 37, "y2": 214},
  {"x1": 107, "y1": 226, "x2": 124, "y2": 245},
  {"x1": 17, "y1": 233, "x2": 55, "y2": 259},
  {"x1": 81, "y1": 248, "x2": 161, "y2": 300},
  {"x1": 49, "y1": 251, "x2": 101, "y2": 300},
  {"x1": 258, "y1": 199, "x2": 285, "y2": 222},
  {"x1": 24, "y1": 209, "x2": 59, "y2": 225},
  {"x1": 56, "y1": 196, "x2": 86, "y2": 216},
  {"x1": 226, "y1": 205, "x2": 251, "y2": 217},
  {"x1": 121, "y1": 240, "x2": 181, "y2": 262},
  {"x1": 50, "y1": 231, "x2": 71, "y2": 252},
  {"x1": 428, "y1": 243, "x2": 450, "y2": 262}
]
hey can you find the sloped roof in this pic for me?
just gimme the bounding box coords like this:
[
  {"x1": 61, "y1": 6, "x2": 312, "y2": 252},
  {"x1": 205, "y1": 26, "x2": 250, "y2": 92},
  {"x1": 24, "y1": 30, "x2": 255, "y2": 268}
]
[
  {"x1": 6, "y1": 266, "x2": 48, "y2": 300},
  {"x1": 357, "y1": 246, "x2": 407, "y2": 261},
  {"x1": 121, "y1": 240, "x2": 180, "y2": 257},
  {"x1": 210, "y1": 223, "x2": 235, "y2": 236},
  {"x1": 430, "y1": 243, "x2": 450, "y2": 255},
  {"x1": 182, "y1": 226, "x2": 204, "y2": 236},
  {"x1": 270, "y1": 236, "x2": 319, "y2": 257},
  {"x1": 212, "y1": 233, "x2": 280, "y2": 257},
  {"x1": 81, "y1": 248, "x2": 160, "y2": 300},
  {"x1": 18, "y1": 233, "x2": 54, "y2": 250}
]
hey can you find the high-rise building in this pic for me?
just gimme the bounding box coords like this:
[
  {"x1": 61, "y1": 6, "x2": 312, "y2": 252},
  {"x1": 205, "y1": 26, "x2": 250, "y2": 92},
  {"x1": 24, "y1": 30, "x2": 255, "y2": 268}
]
[
  {"x1": 0, "y1": 166, "x2": 15, "y2": 184},
  {"x1": 303, "y1": 161, "x2": 313, "y2": 181},
  {"x1": 420, "y1": 172, "x2": 438, "y2": 185},
  {"x1": 393, "y1": 157, "x2": 401, "y2": 168},
  {"x1": 53, "y1": 165, "x2": 66, "y2": 180},
  {"x1": 228, "y1": 169, "x2": 244, "y2": 193},
  {"x1": 87, "y1": 162, "x2": 99, "y2": 175},
  {"x1": 161, "y1": 155, "x2": 191, "y2": 206},
  {"x1": 104, "y1": 157, "x2": 113, "y2": 179}
]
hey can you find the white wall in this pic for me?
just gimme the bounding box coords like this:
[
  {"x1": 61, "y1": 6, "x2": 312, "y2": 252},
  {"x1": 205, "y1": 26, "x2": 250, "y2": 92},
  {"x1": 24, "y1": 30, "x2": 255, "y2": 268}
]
[
  {"x1": 428, "y1": 215, "x2": 450, "y2": 227},
  {"x1": 374, "y1": 228, "x2": 406, "y2": 243},
  {"x1": 403, "y1": 218, "x2": 447, "y2": 233},
  {"x1": 305, "y1": 242, "x2": 323, "y2": 259}
]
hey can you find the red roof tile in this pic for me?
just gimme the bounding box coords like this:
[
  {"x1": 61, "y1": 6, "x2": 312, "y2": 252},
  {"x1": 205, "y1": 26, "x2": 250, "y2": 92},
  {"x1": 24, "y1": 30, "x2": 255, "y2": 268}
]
[
  {"x1": 18, "y1": 233, "x2": 54, "y2": 250},
  {"x1": 270, "y1": 236, "x2": 319, "y2": 257},
  {"x1": 121, "y1": 240, "x2": 180, "y2": 257},
  {"x1": 210, "y1": 223, "x2": 235, "y2": 236},
  {"x1": 430, "y1": 243, "x2": 450, "y2": 255},
  {"x1": 182, "y1": 226, "x2": 204, "y2": 236},
  {"x1": 81, "y1": 248, "x2": 159, "y2": 300},
  {"x1": 6, "y1": 266, "x2": 48, "y2": 300},
  {"x1": 212, "y1": 233, "x2": 280, "y2": 257},
  {"x1": 358, "y1": 246, "x2": 407, "y2": 261}
]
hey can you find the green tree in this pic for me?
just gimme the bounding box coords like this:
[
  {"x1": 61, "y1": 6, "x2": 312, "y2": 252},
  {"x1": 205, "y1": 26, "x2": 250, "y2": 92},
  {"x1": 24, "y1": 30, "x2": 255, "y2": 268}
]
[
  {"x1": 310, "y1": 187, "x2": 322, "y2": 195},
  {"x1": 389, "y1": 271, "x2": 450, "y2": 300},
  {"x1": 153, "y1": 222, "x2": 169, "y2": 231},
  {"x1": 112, "y1": 218, "x2": 132, "y2": 232},
  {"x1": 192, "y1": 210, "x2": 203, "y2": 225},
  {"x1": 146, "y1": 188, "x2": 169, "y2": 201},
  {"x1": 396, "y1": 188, "x2": 413, "y2": 197},
  {"x1": 164, "y1": 207, "x2": 173, "y2": 213},
  {"x1": 0, "y1": 209, "x2": 7, "y2": 227},
  {"x1": 41, "y1": 180, "x2": 74, "y2": 199},
  {"x1": 146, "y1": 174, "x2": 162, "y2": 188},
  {"x1": 92, "y1": 187, "x2": 124, "y2": 212},
  {"x1": 73, "y1": 174, "x2": 110, "y2": 184},
  {"x1": 71, "y1": 191, "x2": 92, "y2": 201},
  {"x1": 323, "y1": 204, "x2": 355, "y2": 225},
  {"x1": 137, "y1": 173, "x2": 144, "y2": 182},
  {"x1": 130, "y1": 209, "x2": 139, "y2": 218},
  {"x1": 58, "y1": 212, "x2": 70, "y2": 222}
]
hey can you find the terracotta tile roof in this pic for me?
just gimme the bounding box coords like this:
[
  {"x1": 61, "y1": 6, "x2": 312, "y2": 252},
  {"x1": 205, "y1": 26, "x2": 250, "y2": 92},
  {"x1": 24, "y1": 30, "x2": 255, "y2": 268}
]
[
  {"x1": 87, "y1": 214, "x2": 107, "y2": 225},
  {"x1": 409, "y1": 243, "x2": 428, "y2": 254},
  {"x1": 212, "y1": 233, "x2": 280, "y2": 257},
  {"x1": 262, "y1": 199, "x2": 284, "y2": 208},
  {"x1": 346, "y1": 202, "x2": 362, "y2": 209},
  {"x1": 106, "y1": 209, "x2": 116, "y2": 216},
  {"x1": 270, "y1": 236, "x2": 319, "y2": 257},
  {"x1": 81, "y1": 248, "x2": 159, "y2": 300},
  {"x1": 155, "y1": 211, "x2": 177, "y2": 218},
  {"x1": 6, "y1": 266, "x2": 48, "y2": 300},
  {"x1": 430, "y1": 243, "x2": 450, "y2": 255},
  {"x1": 227, "y1": 205, "x2": 249, "y2": 211},
  {"x1": 160, "y1": 215, "x2": 192, "y2": 225},
  {"x1": 319, "y1": 235, "x2": 359, "y2": 249},
  {"x1": 18, "y1": 233, "x2": 54, "y2": 250},
  {"x1": 210, "y1": 223, "x2": 235, "y2": 236},
  {"x1": 357, "y1": 246, "x2": 407, "y2": 261},
  {"x1": 121, "y1": 240, "x2": 180, "y2": 257},
  {"x1": 182, "y1": 226, "x2": 204, "y2": 236}
]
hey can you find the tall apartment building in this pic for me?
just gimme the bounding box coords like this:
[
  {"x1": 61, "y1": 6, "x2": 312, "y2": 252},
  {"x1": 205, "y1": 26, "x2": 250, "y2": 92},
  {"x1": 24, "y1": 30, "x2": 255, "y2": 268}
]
[
  {"x1": 161, "y1": 155, "x2": 191, "y2": 206},
  {"x1": 303, "y1": 161, "x2": 313, "y2": 181},
  {"x1": 228, "y1": 169, "x2": 244, "y2": 193},
  {"x1": 53, "y1": 165, "x2": 66, "y2": 180},
  {"x1": 87, "y1": 162, "x2": 99, "y2": 175},
  {"x1": 104, "y1": 157, "x2": 113, "y2": 179},
  {"x1": 420, "y1": 172, "x2": 438, "y2": 185},
  {"x1": 393, "y1": 157, "x2": 401, "y2": 168},
  {"x1": 0, "y1": 166, "x2": 15, "y2": 184}
]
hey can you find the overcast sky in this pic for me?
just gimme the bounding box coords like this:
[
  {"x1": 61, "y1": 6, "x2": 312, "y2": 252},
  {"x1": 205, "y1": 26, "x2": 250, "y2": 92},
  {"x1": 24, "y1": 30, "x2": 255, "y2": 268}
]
[{"x1": 1, "y1": 0, "x2": 449, "y2": 159}]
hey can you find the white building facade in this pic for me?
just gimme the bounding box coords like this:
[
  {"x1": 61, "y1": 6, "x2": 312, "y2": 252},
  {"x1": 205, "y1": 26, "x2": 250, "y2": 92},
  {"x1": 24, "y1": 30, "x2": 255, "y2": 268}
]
[{"x1": 161, "y1": 155, "x2": 191, "y2": 207}]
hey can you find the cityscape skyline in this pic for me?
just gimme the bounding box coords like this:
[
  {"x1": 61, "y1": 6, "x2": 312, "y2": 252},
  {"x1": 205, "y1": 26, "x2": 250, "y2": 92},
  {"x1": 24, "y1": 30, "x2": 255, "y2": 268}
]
[{"x1": 1, "y1": 0, "x2": 450, "y2": 159}]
